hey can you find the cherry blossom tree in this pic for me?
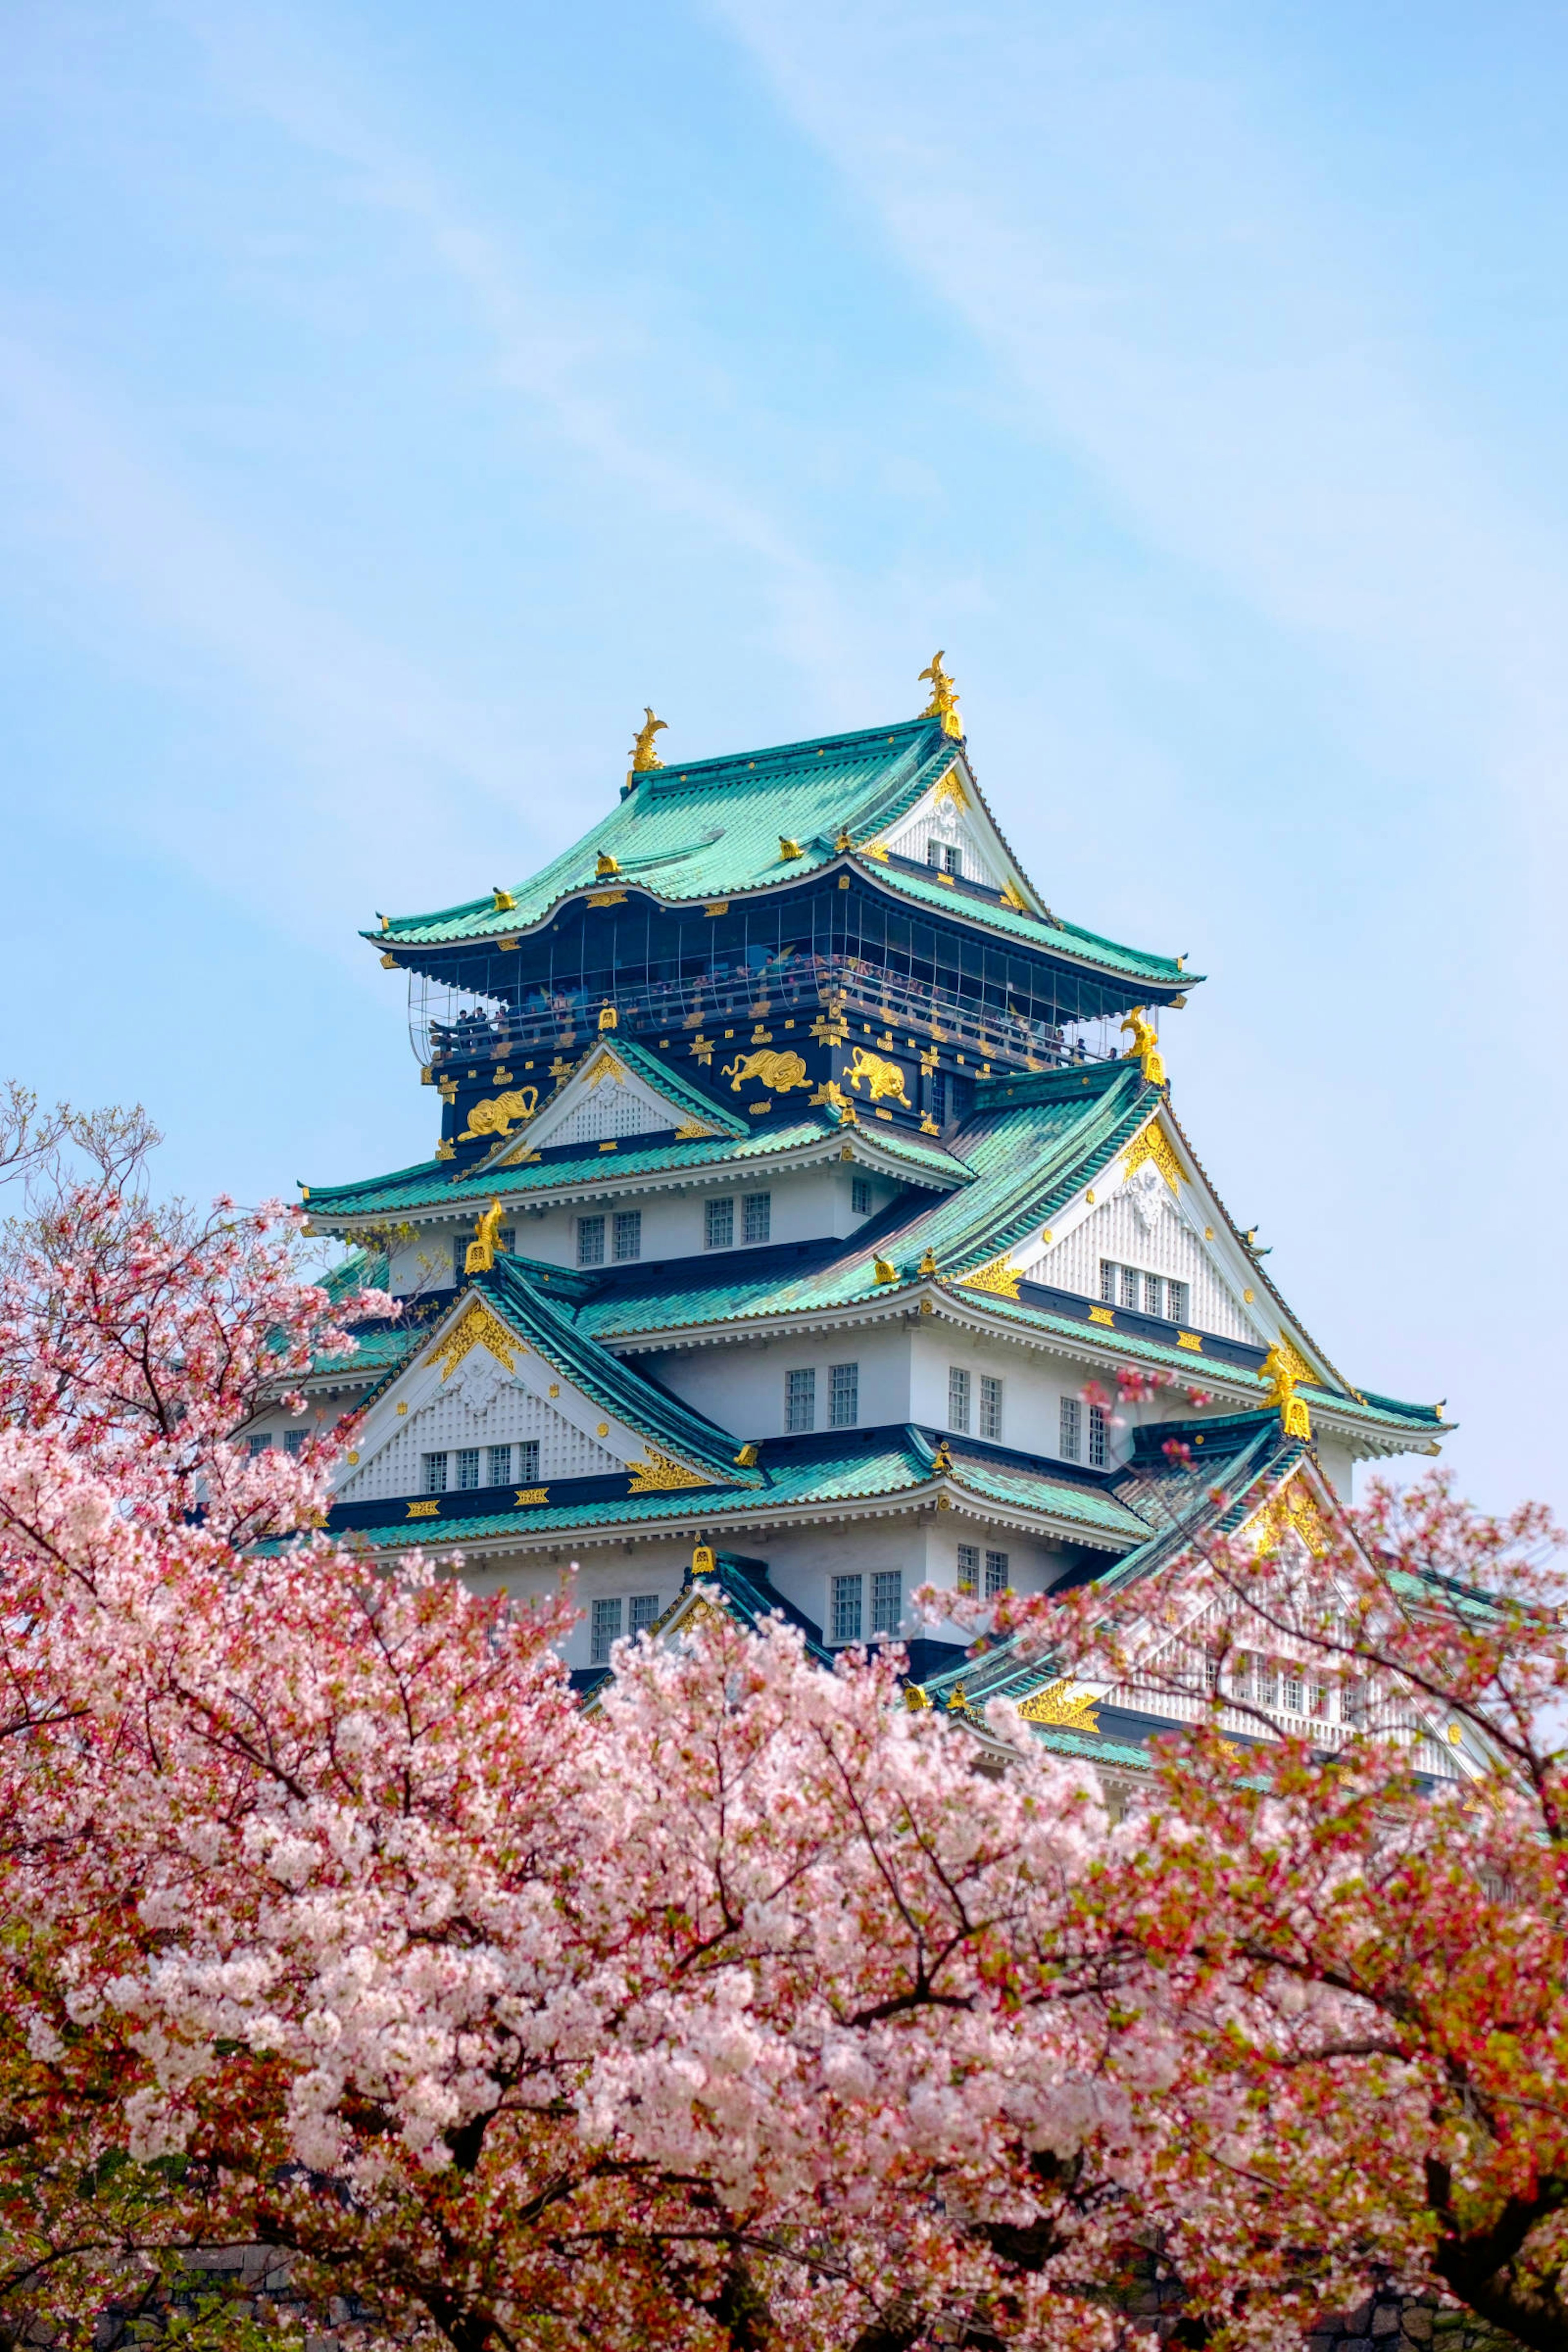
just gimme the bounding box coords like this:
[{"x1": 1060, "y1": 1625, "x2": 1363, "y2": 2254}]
[{"x1": 0, "y1": 1131, "x2": 1158, "y2": 2352}]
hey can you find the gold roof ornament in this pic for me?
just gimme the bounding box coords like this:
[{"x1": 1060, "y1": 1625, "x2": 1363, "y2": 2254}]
[
  {"x1": 734, "y1": 1442, "x2": 760, "y2": 1467},
  {"x1": 1262, "y1": 1343, "x2": 1313, "y2": 1442},
  {"x1": 595, "y1": 851, "x2": 621, "y2": 877},
  {"x1": 945, "y1": 1681, "x2": 968, "y2": 1712},
  {"x1": 598, "y1": 1003, "x2": 619, "y2": 1031},
  {"x1": 1120, "y1": 1007, "x2": 1166, "y2": 1088},
  {"x1": 930, "y1": 1438, "x2": 953, "y2": 1473},
  {"x1": 492, "y1": 886, "x2": 517, "y2": 912},
  {"x1": 464, "y1": 1198, "x2": 506, "y2": 1275},
  {"x1": 834, "y1": 827, "x2": 853, "y2": 853},
  {"x1": 918, "y1": 1246, "x2": 939, "y2": 1277},
  {"x1": 629, "y1": 707, "x2": 667, "y2": 774},
  {"x1": 918, "y1": 651, "x2": 963, "y2": 740},
  {"x1": 779, "y1": 836, "x2": 804, "y2": 860},
  {"x1": 873, "y1": 1255, "x2": 898, "y2": 1284},
  {"x1": 691, "y1": 1543, "x2": 717, "y2": 1575}
]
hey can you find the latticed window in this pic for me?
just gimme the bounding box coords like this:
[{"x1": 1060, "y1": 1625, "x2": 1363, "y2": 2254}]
[
  {"x1": 929, "y1": 1069, "x2": 948, "y2": 1126},
  {"x1": 984, "y1": 1550, "x2": 1009, "y2": 1599},
  {"x1": 1283, "y1": 1670, "x2": 1305, "y2": 1715},
  {"x1": 246, "y1": 1433, "x2": 271, "y2": 1456},
  {"x1": 943, "y1": 843, "x2": 962, "y2": 875},
  {"x1": 577, "y1": 1215, "x2": 605, "y2": 1267},
  {"x1": 517, "y1": 1440, "x2": 540, "y2": 1483},
  {"x1": 590, "y1": 1598, "x2": 623, "y2": 1666},
  {"x1": 629, "y1": 1594, "x2": 660, "y2": 1636},
  {"x1": 851, "y1": 1176, "x2": 872, "y2": 1216},
  {"x1": 871, "y1": 1571, "x2": 903, "y2": 1635},
  {"x1": 1100, "y1": 1260, "x2": 1116, "y2": 1303},
  {"x1": 488, "y1": 1445, "x2": 512, "y2": 1485},
  {"x1": 831, "y1": 1574, "x2": 863, "y2": 1644},
  {"x1": 1144, "y1": 1272, "x2": 1163, "y2": 1316},
  {"x1": 1059, "y1": 1396, "x2": 1082, "y2": 1461},
  {"x1": 743, "y1": 1192, "x2": 771, "y2": 1244},
  {"x1": 948, "y1": 1366, "x2": 971, "y2": 1432},
  {"x1": 957, "y1": 1544, "x2": 980, "y2": 1593},
  {"x1": 926, "y1": 840, "x2": 942, "y2": 869},
  {"x1": 283, "y1": 1429, "x2": 306, "y2": 1456},
  {"x1": 1088, "y1": 1403, "x2": 1107, "y2": 1469},
  {"x1": 613, "y1": 1209, "x2": 641, "y2": 1262},
  {"x1": 705, "y1": 1196, "x2": 734, "y2": 1250},
  {"x1": 1120, "y1": 1265, "x2": 1140, "y2": 1311},
  {"x1": 456, "y1": 1448, "x2": 480, "y2": 1490},
  {"x1": 829, "y1": 1362, "x2": 859, "y2": 1428},
  {"x1": 979, "y1": 1374, "x2": 1003, "y2": 1442},
  {"x1": 422, "y1": 1452, "x2": 448, "y2": 1493},
  {"x1": 1168, "y1": 1278, "x2": 1189, "y2": 1324},
  {"x1": 786, "y1": 1368, "x2": 816, "y2": 1433}
]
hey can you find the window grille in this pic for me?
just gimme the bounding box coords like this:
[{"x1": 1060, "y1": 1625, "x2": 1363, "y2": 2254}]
[
  {"x1": 488, "y1": 1445, "x2": 512, "y2": 1485},
  {"x1": 517, "y1": 1439, "x2": 540, "y2": 1483},
  {"x1": 1144, "y1": 1272, "x2": 1163, "y2": 1317},
  {"x1": 926, "y1": 840, "x2": 942, "y2": 869},
  {"x1": 929, "y1": 1069, "x2": 948, "y2": 1125},
  {"x1": 590, "y1": 1598, "x2": 623, "y2": 1666},
  {"x1": 1100, "y1": 1260, "x2": 1116, "y2": 1303},
  {"x1": 629, "y1": 1594, "x2": 660, "y2": 1636},
  {"x1": 456, "y1": 1448, "x2": 480, "y2": 1490},
  {"x1": 705, "y1": 1197, "x2": 734, "y2": 1250},
  {"x1": 957, "y1": 1544, "x2": 979, "y2": 1593},
  {"x1": 1283, "y1": 1670, "x2": 1304, "y2": 1715},
  {"x1": 979, "y1": 1374, "x2": 1003, "y2": 1441},
  {"x1": 871, "y1": 1571, "x2": 903, "y2": 1635},
  {"x1": 828, "y1": 1362, "x2": 859, "y2": 1428},
  {"x1": 984, "y1": 1549, "x2": 1009, "y2": 1599},
  {"x1": 422, "y1": 1452, "x2": 448, "y2": 1493},
  {"x1": 943, "y1": 842, "x2": 962, "y2": 875},
  {"x1": 613, "y1": 1209, "x2": 642, "y2": 1262},
  {"x1": 1120, "y1": 1265, "x2": 1140, "y2": 1311},
  {"x1": 246, "y1": 1433, "x2": 271, "y2": 1456},
  {"x1": 851, "y1": 1176, "x2": 872, "y2": 1216},
  {"x1": 785, "y1": 1368, "x2": 816, "y2": 1433},
  {"x1": 1167, "y1": 1278, "x2": 1189, "y2": 1324},
  {"x1": 831, "y1": 1574, "x2": 863, "y2": 1644},
  {"x1": 743, "y1": 1192, "x2": 771, "y2": 1243},
  {"x1": 1088, "y1": 1403, "x2": 1107, "y2": 1469},
  {"x1": 948, "y1": 1365, "x2": 971, "y2": 1432},
  {"x1": 1259, "y1": 1660, "x2": 1279, "y2": 1706},
  {"x1": 1059, "y1": 1396, "x2": 1082, "y2": 1461},
  {"x1": 577, "y1": 1214, "x2": 606, "y2": 1267},
  {"x1": 283, "y1": 1429, "x2": 306, "y2": 1456}
]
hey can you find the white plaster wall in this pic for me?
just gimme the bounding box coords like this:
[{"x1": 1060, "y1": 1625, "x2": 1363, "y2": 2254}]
[
  {"x1": 1313, "y1": 1438, "x2": 1356, "y2": 1503},
  {"x1": 337, "y1": 1379, "x2": 622, "y2": 1502},
  {"x1": 386, "y1": 1165, "x2": 901, "y2": 1295},
  {"x1": 1027, "y1": 1175, "x2": 1254, "y2": 1341},
  {"x1": 910, "y1": 1324, "x2": 1118, "y2": 1465},
  {"x1": 646, "y1": 1322, "x2": 913, "y2": 1439},
  {"x1": 763, "y1": 1515, "x2": 1071, "y2": 1642}
]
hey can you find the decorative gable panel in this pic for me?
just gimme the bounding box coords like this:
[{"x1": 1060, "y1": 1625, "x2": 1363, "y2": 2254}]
[
  {"x1": 519, "y1": 1045, "x2": 719, "y2": 1157},
  {"x1": 338, "y1": 1363, "x2": 622, "y2": 1500},
  {"x1": 1025, "y1": 1164, "x2": 1256, "y2": 1342}
]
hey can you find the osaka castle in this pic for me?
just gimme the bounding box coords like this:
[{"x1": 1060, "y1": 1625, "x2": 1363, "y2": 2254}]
[{"x1": 281, "y1": 659, "x2": 1450, "y2": 1775}]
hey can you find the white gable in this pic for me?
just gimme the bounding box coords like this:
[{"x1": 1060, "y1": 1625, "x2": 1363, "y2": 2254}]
[
  {"x1": 1025, "y1": 1166, "x2": 1256, "y2": 1343},
  {"x1": 486, "y1": 1043, "x2": 720, "y2": 1166},
  {"x1": 871, "y1": 766, "x2": 1036, "y2": 906},
  {"x1": 336, "y1": 1293, "x2": 653, "y2": 1502}
]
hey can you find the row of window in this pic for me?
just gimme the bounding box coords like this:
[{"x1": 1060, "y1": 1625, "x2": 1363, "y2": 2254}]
[
  {"x1": 925, "y1": 840, "x2": 963, "y2": 875},
  {"x1": 576, "y1": 1192, "x2": 778, "y2": 1267},
  {"x1": 786, "y1": 1362, "x2": 859, "y2": 1432},
  {"x1": 1231, "y1": 1653, "x2": 1336, "y2": 1718},
  {"x1": 577, "y1": 1210, "x2": 643, "y2": 1267},
  {"x1": 423, "y1": 1442, "x2": 540, "y2": 1493},
  {"x1": 590, "y1": 1592, "x2": 662, "y2": 1663},
  {"x1": 956, "y1": 1545, "x2": 1010, "y2": 1598},
  {"x1": 248, "y1": 1430, "x2": 307, "y2": 1455},
  {"x1": 1099, "y1": 1260, "x2": 1190, "y2": 1325},
  {"x1": 830, "y1": 1569, "x2": 905, "y2": 1644},
  {"x1": 947, "y1": 1366, "x2": 1004, "y2": 1442}
]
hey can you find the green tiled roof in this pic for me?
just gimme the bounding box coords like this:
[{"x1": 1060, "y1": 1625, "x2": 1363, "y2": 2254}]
[
  {"x1": 304, "y1": 1114, "x2": 971, "y2": 1223},
  {"x1": 371, "y1": 714, "x2": 1187, "y2": 990}
]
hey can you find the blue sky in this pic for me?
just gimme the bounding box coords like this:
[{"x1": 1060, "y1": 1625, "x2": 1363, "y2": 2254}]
[{"x1": 3, "y1": 0, "x2": 1564, "y2": 1514}]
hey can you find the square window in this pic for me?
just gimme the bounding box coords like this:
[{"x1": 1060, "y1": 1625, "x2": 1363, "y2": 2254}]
[
  {"x1": 871, "y1": 1570, "x2": 903, "y2": 1635},
  {"x1": 456, "y1": 1447, "x2": 480, "y2": 1490},
  {"x1": 517, "y1": 1439, "x2": 540, "y2": 1483},
  {"x1": 706, "y1": 1196, "x2": 734, "y2": 1250},
  {"x1": 831, "y1": 1573, "x2": 863, "y2": 1644},
  {"x1": 984, "y1": 1549, "x2": 1009, "y2": 1599},
  {"x1": 422, "y1": 1452, "x2": 449, "y2": 1493},
  {"x1": 246, "y1": 1433, "x2": 271, "y2": 1456},
  {"x1": 851, "y1": 1176, "x2": 872, "y2": 1217},
  {"x1": 629, "y1": 1593, "x2": 661, "y2": 1636},
  {"x1": 743, "y1": 1192, "x2": 772, "y2": 1244},
  {"x1": 978, "y1": 1374, "x2": 1002, "y2": 1442},
  {"x1": 1144, "y1": 1272, "x2": 1163, "y2": 1317},
  {"x1": 613, "y1": 1209, "x2": 642, "y2": 1262},
  {"x1": 1168, "y1": 1278, "x2": 1189, "y2": 1325},
  {"x1": 283, "y1": 1428, "x2": 306, "y2": 1456},
  {"x1": 829, "y1": 1362, "x2": 859, "y2": 1429},
  {"x1": 487, "y1": 1444, "x2": 512, "y2": 1485},
  {"x1": 577, "y1": 1214, "x2": 606, "y2": 1267},
  {"x1": 1088, "y1": 1403, "x2": 1107, "y2": 1470},
  {"x1": 948, "y1": 1365, "x2": 971, "y2": 1432},
  {"x1": 785, "y1": 1367, "x2": 816, "y2": 1433},
  {"x1": 1059, "y1": 1396, "x2": 1082, "y2": 1461},
  {"x1": 1120, "y1": 1265, "x2": 1140, "y2": 1311},
  {"x1": 1100, "y1": 1260, "x2": 1117, "y2": 1304},
  {"x1": 956, "y1": 1543, "x2": 980, "y2": 1593},
  {"x1": 590, "y1": 1597, "x2": 623, "y2": 1666}
]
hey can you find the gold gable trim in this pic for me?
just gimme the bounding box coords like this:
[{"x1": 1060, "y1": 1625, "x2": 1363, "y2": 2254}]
[
  {"x1": 423, "y1": 1299, "x2": 518, "y2": 1382},
  {"x1": 626, "y1": 1447, "x2": 710, "y2": 1494},
  {"x1": 960, "y1": 1255, "x2": 1021, "y2": 1302},
  {"x1": 1017, "y1": 1680, "x2": 1101, "y2": 1734},
  {"x1": 1123, "y1": 1119, "x2": 1183, "y2": 1193},
  {"x1": 1247, "y1": 1475, "x2": 1333, "y2": 1561}
]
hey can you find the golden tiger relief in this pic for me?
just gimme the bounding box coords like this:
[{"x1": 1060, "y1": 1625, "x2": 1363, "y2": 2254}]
[
  {"x1": 845, "y1": 1047, "x2": 911, "y2": 1107},
  {"x1": 458, "y1": 1086, "x2": 539, "y2": 1140},
  {"x1": 719, "y1": 1049, "x2": 809, "y2": 1095}
]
